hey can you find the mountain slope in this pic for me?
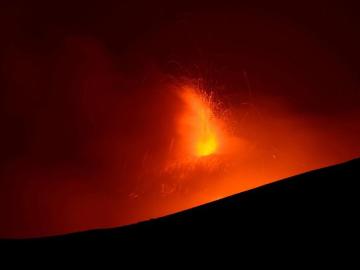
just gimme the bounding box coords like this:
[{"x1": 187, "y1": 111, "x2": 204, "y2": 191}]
[
  {"x1": 0, "y1": 157, "x2": 358, "y2": 250},
  {"x1": 22, "y1": 158, "x2": 358, "y2": 246}
]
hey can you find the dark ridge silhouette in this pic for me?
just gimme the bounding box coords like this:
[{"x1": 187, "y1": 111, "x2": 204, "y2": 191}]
[{"x1": 1, "y1": 158, "x2": 359, "y2": 248}]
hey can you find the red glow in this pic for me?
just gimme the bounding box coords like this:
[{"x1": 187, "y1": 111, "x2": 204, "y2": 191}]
[{"x1": 1, "y1": 3, "x2": 360, "y2": 238}]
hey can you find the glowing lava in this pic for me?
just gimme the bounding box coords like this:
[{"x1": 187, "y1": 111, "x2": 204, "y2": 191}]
[
  {"x1": 178, "y1": 86, "x2": 221, "y2": 158},
  {"x1": 196, "y1": 132, "x2": 217, "y2": 157}
]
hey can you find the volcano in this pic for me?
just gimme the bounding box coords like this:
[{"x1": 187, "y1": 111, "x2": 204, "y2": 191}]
[{"x1": 3, "y1": 157, "x2": 358, "y2": 248}]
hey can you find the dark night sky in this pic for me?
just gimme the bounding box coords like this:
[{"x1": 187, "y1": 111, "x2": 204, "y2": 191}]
[{"x1": 0, "y1": 0, "x2": 359, "y2": 237}]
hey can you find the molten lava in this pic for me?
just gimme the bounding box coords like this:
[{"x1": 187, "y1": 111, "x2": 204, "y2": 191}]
[
  {"x1": 197, "y1": 133, "x2": 217, "y2": 157},
  {"x1": 178, "y1": 86, "x2": 222, "y2": 158}
]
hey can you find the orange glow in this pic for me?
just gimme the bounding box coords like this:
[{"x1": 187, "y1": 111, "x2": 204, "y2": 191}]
[
  {"x1": 178, "y1": 86, "x2": 223, "y2": 158},
  {"x1": 197, "y1": 135, "x2": 217, "y2": 157}
]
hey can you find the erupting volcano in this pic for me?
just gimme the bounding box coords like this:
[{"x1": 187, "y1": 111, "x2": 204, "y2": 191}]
[{"x1": 0, "y1": 1, "x2": 359, "y2": 239}]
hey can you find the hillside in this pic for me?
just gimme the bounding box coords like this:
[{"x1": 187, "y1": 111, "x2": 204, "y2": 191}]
[{"x1": 17, "y1": 158, "x2": 358, "y2": 247}]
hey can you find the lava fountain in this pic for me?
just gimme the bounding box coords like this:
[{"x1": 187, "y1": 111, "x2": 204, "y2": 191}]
[{"x1": 177, "y1": 86, "x2": 225, "y2": 159}]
